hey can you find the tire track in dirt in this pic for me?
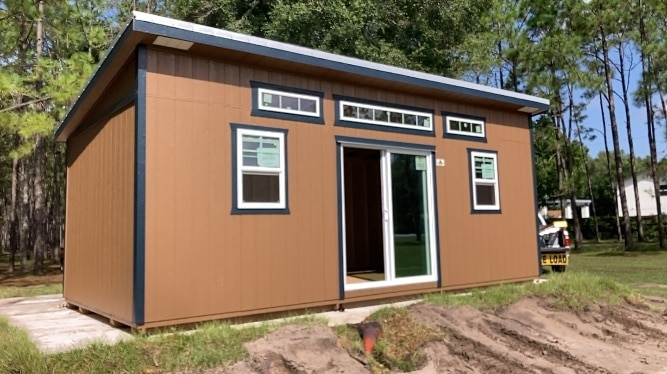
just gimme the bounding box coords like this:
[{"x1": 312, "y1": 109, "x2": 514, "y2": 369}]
[
  {"x1": 410, "y1": 303, "x2": 602, "y2": 374},
  {"x1": 410, "y1": 297, "x2": 667, "y2": 373}
]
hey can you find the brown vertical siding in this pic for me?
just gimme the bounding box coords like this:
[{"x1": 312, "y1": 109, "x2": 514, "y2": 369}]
[
  {"x1": 145, "y1": 50, "x2": 341, "y2": 323},
  {"x1": 76, "y1": 59, "x2": 137, "y2": 131},
  {"x1": 437, "y1": 111, "x2": 538, "y2": 287},
  {"x1": 142, "y1": 47, "x2": 538, "y2": 325},
  {"x1": 64, "y1": 104, "x2": 135, "y2": 324}
]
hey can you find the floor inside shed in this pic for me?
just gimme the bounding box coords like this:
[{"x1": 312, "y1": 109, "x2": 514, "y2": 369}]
[{"x1": 346, "y1": 272, "x2": 385, "y2": 284}]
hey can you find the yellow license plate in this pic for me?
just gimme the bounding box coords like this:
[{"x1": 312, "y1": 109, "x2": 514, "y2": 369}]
[{"x1": 541, "y1": 253, "x2": 569, "y2": 266}]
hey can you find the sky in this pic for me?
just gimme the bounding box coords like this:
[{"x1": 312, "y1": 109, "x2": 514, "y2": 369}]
[
  {"x1": 581, "y1": 94, "x2": 667, "y2": 160},
  {"x1": 571, "y1": 46, "x2": 667, "y2": 161}
]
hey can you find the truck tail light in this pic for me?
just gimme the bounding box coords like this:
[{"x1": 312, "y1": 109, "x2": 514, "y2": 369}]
[{"x1": 564, "y1": 232, "x2": 571, "y2": 247}]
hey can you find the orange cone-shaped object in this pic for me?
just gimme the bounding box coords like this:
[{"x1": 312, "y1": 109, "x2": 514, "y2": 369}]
[{"x1": 357, "y1": 322, "x2": 383, "y2": 354}]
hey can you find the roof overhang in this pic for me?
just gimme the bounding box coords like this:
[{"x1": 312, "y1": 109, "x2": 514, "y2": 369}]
[{"x1": 55, "y1": 12, "x2": 551, "y2": 142}]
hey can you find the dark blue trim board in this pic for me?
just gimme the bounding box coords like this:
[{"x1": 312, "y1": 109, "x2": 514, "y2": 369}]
[
  {"x1": 529, "y1": 116, "x2": 542, "y2": 275},
  {"x1": 333, "y1": 94, "x2": 435, "y2": 137},
  {"x1": 55, "y1": 20, "x2": 135, "y2": 140},
  {"x1": 467, "y1": 148, "x2": 502, "y2": 215},
  {"x1": 334, "y1": 136, "x2": 436, "y2": 152},
  {"x1": 250, "y1": 81, "x2": 324, "y2": 124},
  {"x1": 431, "y1": 152, "x2": 442, "y2": 288},
  {"x1": 133, "y1": 44, "x2": 147, "y2": 326},
  {"x1": 336, "y1": 143, "x2": 345, "y2": 300},
  {"x1": 441, "y1": 111, "x2": 487, "y2": 143},
  {"x1": 132, "y1": 17, "x2": 550, "y2": 112},
  {"x1": 230, "y1": 123, "x2": 290, "y2": 215}
]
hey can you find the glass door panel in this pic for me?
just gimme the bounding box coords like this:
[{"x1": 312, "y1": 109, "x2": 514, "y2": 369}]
[{"x1": 390, "y1": 153, "x2": 431, "y2": 278}]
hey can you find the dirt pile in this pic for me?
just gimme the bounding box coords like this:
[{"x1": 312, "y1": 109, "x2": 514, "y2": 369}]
[
  {"x1": 201, "y1": 297, "x2": 667, "y2": 373},
  {"x1": 410, "y1": 297, "x2": 667, "y2": 373},
  {"x1": 223, "y1": 325, "x2": 368, "y2": 373}
]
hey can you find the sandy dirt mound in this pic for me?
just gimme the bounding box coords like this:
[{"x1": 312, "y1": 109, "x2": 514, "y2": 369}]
[
  {"x1": 194, "y1": 298, "x2": 667, "y2": 373},
  {"x1": 409, "y1": 298, "x2": 667, "y2": 373},
  {"x1": 223, "y1": 325, "x2": 368, "y2": 373}
]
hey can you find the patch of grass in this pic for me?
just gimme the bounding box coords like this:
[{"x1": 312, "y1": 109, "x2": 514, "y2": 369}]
[
  {"x1": 0, "y1": 317, "x2": 276, "y2": 374},
  {"x1": 0, "y1": 284, "x2": 63, "y2": 299},
  {"x1": 425, "y1": 282, "x2": 531, "y2": 311},
  {"x1": 538, "y1": 272, "x2": 633, "y2": 309},
  {"x1": 426, "y1": 272, "x2": 635, "y2": 311},
  {"x1": 336, "y1": 307, "x2": 441, "y2": 373},
  {"x1": 569, "y1": 244, "x2": 667, "y2": 298},
  {"x1": 0, "y1": 255, "x2": 63, "y2": 299},
  {"x1": 0, "y1": 317, "x2": 43, "y2": 374}
]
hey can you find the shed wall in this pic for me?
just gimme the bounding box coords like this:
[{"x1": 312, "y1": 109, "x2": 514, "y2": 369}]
[
  {"x1": 143, "y1": 48, "x2": 537, "y2": 325},
  {"x1": 64, "y1": 104, "x2": 136, "y2": 324}
]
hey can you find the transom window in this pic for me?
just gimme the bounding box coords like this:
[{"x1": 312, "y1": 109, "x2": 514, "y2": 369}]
[
  {"x1": 446, "y1": 115, "x2": 485, "y2": 138},
  {"x1": 339, "y1": 100, "x2": 432, "y2": 131},
  {"x1": 258, "y1": 87, "x2": 320, "y2": 117},
  {"x1": 235, "y1": 127, "x2": 287, "y2": 211},
  {"x1": 470, "y1": 150, "x2": 500, "y2": 212}
]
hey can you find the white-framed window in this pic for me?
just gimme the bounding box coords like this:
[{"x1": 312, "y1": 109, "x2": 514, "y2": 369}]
[
  {"x1": 339, "y1": 100, "x2": 433, "y2": 131},
  {"x1": 446, "y1": 115, "x2": 485, "y2": 138},
  {"x1": 257, "y1": 87, "x2": 320, "y2": 117},
  {"x1": 470, "y1": 151, "x2": 500, "y2": 211},
  {"x1": 236, "y1": 128, "x2": 286, "y2": 210}
]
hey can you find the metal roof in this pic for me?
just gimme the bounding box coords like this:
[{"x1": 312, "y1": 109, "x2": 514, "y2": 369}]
[{"x1": 56, "y1": 11, "x2": 550, "y2": 141}]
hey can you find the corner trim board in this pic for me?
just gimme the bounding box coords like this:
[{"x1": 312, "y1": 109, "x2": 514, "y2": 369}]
[
  {"x1": 133, "y1": 44, "x2": 147, "y2": 326},
  {"x1": 529, "y1": 116, "x2": 542, "y2": 275}
]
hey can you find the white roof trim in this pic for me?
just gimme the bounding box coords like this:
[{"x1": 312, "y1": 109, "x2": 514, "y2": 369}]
[{"x1": 132, "y1": 11, "x2": 550, "y2": 111}]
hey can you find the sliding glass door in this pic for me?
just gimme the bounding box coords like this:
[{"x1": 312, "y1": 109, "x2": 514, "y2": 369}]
[
  {"x1": 342, "y1": 144, "x2": 436, "y2": 290},
  {"x1": 390, "y1": 153, "x2": 431, "y2": 279}
]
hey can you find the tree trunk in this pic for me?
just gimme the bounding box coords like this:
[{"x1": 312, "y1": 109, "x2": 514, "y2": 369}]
[
  {"x1": 8, "y1": 155, "x2": 19, "y2": 273},
  {"x1": 600, "y1": 24, "x2": 633, "y2": 249},
  {"x1": 563, "y1": 88, "x2": 582, "y2": 247},
  {"x1": 19, "y1": 160, "x2": 30, "y2": 271},
  {"x1": 638, "y1": 8, "x2": 665, "y2": 248},
  {"x1": 553, "y1": 114, "x2": 566, "y2": 220},
  {"x1": 599, "y1": 93, "x2": 622, "y2": 241},
  {"x1": 617, "y1": 40, "x2": 644, "y2": 241},
  {"x1": 32, "y1": 137, "x2": 46, "y2": 274},
  {"x1": 655, "y1": 90, "x2": 667, "y2": 248},
  {"x1": 576, "y1": 125, "x2": 600, "y2": 242},
  {"x1": 53, "y1": 141, "x2": 63, "y2": 262},
  {"x1": 32, "y1": 0, "x2": 46, "y2": 275}
]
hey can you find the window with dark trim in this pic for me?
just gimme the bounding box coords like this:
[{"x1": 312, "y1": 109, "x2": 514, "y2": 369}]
[
  {"x1": 468, "y1": 149, "x2": 500, "y2": 213},
  {"x1": 231, "y1": 124, "x2": 289, "y2": 214},
  {"x1": 250, "y1": 81, "x2": 324, "y2": 124},
  {"x1": 334, "y1": 95, "x2": 435, "y2": 136},
  {"x1": 442, "y1": 112, "x2": 487, "y2": 142}
]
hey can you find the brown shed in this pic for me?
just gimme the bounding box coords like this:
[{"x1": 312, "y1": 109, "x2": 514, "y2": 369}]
[{"x1": 55, "y1": 12, "x2": 550, "y2": 329}]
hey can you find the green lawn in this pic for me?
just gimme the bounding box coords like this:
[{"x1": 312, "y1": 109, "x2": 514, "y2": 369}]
[
  {"x1": 568, "y1": 241, "x2": 667, "y2": 299},
  {"x1": 0, "y1": 255, "x2": 63, "y2": 299}
]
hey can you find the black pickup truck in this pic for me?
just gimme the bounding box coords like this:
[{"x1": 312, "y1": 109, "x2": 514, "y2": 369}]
[{"x1": 538, "y1": 214, "x2": 570, "y2": 273}]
